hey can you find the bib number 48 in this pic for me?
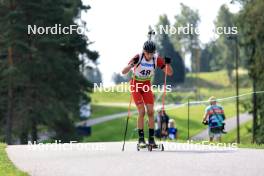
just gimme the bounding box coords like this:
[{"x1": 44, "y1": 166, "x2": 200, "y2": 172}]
[{"x1": 140, "y1": 70, "x2": 151, "y2": 76}]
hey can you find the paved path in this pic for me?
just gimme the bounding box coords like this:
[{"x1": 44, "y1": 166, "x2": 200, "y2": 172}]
[
  {"x1": 7, "y1": 142, "x2": 264, "y2": 176},
  {"x1": 191, "y1": 113, "x2": 252, "y2": 141}
]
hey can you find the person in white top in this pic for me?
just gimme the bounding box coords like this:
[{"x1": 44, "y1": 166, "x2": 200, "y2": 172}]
[{"x1": 122, "y1": 40, "x2": 173, "y2": 146}]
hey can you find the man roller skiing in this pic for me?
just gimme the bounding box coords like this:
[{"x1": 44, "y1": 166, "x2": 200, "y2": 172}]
[{"x1": 121, "y1": 40, "x2": 173, "y2": 147}]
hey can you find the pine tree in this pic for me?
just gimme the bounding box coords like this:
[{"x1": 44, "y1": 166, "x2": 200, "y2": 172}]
[
  {"x1": 238, "y1": 0, "x2": 264, "y2": 143},
  {"x1": 0, "y1": 0, "x2": 98, "y2": 143},
  {"x1": 154, "y1": 15, "x2": 185, "y2": 86}
]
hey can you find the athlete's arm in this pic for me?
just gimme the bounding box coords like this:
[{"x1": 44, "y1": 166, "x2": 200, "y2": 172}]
[
  {"x1": 122, "y1": 64, "x2": 133, "y2": 75},
  {"x1": 121, "y1": 55, "x2": 139, "y2": 75},
  {"x1": 162, "y1": 64, "x2": 173, "y2": 76},
  {"x1": 157, "y1": 56, "x2": 173, "y2": 76}
]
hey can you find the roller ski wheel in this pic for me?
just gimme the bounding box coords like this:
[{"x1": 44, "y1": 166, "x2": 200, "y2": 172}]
[
  {"x1": 160, "y1": 144, "x2": 164, "y2": 151},
  {"x1": 148, "y1": 144, "x2": 153, "y2": 151},
  {"x1": 137, "y1": 140, "x2": 147, "y2": 151},
  {"x1": 137, "y1": 144, "x2": 140, "y2": 151},
  {"x1": 137, "y1": 143, "x2": 147, "y2": 151},
  {"x1": 149, "y1": 143, "x2": 165, "y2": 152}
]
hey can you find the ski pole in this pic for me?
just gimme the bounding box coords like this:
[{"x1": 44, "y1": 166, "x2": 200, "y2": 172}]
[
  {"x1": 122, "y1": 67, "x2": 136, "y2": 151},
  {"x1": 122, "y1": 93, "x2": 132, "y2": 151},
  {"x1": 162, "y1": 64, "x2": 168, "y2": 116},
  {"x1": 148, "y1": 29, "x2": 155, "y2": 41}
]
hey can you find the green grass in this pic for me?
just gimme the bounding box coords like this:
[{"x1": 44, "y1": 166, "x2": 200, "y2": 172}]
[
  {"x1": 82, "y1": 115, "x2": 139, "y2": 142},
  {"x1": 237, "y1": 143, "x2": 264, "y2": 149},
  {"x1": 0, "y1": 143, "x2": 29, "y2": 176},
  {"x1": 88, "y1": 104, "x2": 135, "y2": 119},
  {"x1": 221, "y1": 121, "x2": 264, "y2": 149},
  {"x1": 91, "y1": 83, "x2": 131, "y2": 103},
  {"x1": 222, "y1": 120, "x2": 253, "y2": 144}
]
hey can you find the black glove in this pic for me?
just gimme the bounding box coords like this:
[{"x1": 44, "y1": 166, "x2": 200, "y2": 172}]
[
  {"x1": 132, "y1": 56, "x2": 139, "y2": 65},
  {"x1": 202, "y1": 120, "x2": 208, "y2": 125},
  {"x1": 164, "y1": 57, "x2": 171, "y2": 64}
]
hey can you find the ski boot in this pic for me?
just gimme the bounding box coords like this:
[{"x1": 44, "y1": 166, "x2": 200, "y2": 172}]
[{"x1": 137, "y1": 137, "x2": 147, "y2": 151}]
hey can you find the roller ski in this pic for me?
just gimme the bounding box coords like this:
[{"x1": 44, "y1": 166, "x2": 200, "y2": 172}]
[
  {"x1": 137, "y1": 137, "x2": 147, "y2": 149},
  {"x1": 137, "y1": 137, "x2": 164, "y2": 152}
]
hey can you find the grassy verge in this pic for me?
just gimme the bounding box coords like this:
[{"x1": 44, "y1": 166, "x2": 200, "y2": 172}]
[
  {"x1": 237, "y1": 143, "x2": 264, "y2": 149},
  {"x1": 0, "y1": 143, "x2": 29, "y2": 176},
  {"x1": 221, "y1": 121, "x2": 264, "y2": 149},
  {"x1": 222, "y1": 121, "x2": 253, "y2": 144},
  {"x1": 82, "y1": 115, "x2": 138, "y2": 142},
  {"x1": 88, "y1": 104, "x2": 135, "y2": 119}
]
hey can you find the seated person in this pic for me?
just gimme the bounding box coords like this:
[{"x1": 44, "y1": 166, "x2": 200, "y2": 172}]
[
  {"x1": 155, "y1": 109, "x2": 169, "y2": 138},
  {"x1": 168, "y1": 119, "x2": 178, "y2": 140}
]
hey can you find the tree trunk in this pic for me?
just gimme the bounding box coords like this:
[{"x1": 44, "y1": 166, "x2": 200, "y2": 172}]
[{"x1": 6, "y1": 47, "x2": 13, "y2": 145}]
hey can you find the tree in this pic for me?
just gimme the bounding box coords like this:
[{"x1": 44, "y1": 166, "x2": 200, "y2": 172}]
[
  {"x1": 238, "y1": 0, "x2": 264, "y2": 143},
  {"x1": 112, "y1": 72, "x2": 129, "y2": 85},
  {"x1": 214, "y1": 5, "x2": 237, "y2": 82},
  {"x1": 199, "y1": 44, "x2": 212, "y2": 72},
  {"x1": 173, "y1": 3, "x2": 200, "y2": 72},
  {"x1": 154, "y1": 15, "x2": 185, "y2": 86},
  {"x1": 0, "y1": 0, "x2": 98, "y2": 143},
  {"x1": 83, "y1": 65, "x2": 102, "y2": 85},
  {"x1": 199, "y1": 41, "x2": 224, "y2": 72}
]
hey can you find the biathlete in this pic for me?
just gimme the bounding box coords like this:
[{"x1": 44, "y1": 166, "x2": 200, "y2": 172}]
[{"x1": 121, "y1": 41, "x2": 173, "y2": 146}]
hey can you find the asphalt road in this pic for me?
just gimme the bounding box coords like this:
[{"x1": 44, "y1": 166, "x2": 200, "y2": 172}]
[{"x1": 6, "y1": 142, "x2": 264, "y2": 176}]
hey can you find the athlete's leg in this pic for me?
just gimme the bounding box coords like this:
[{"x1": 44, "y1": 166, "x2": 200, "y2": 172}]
[
  {"x1": 131, "y1": 81, "x2": 146, "y2": 143},
  {"x1": 146, "y1": 104, "x2": 154, "y2": 129},
  {"x1": 136, "y1": 103, "x2": 146, "y2": 144},
  {"x1": 142, "y1": 90, "x2": 155, "y2": 129},
  {"x1": 136, "y1": 103, "x2": 145, "y2": 129},
  {"x1": 141, "y1": 82, "x2": 154, "y2": 128},
  {"x1": 141, "y1": 85, "x2": 155, "y2": 145},
  {"x1": 146, "y1": 104, "x2": 156, "y2": 145},
  {"x1": 131, "y1": 81, "x2": 145, "y2": 129}
]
